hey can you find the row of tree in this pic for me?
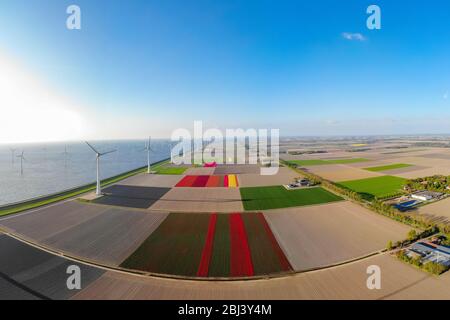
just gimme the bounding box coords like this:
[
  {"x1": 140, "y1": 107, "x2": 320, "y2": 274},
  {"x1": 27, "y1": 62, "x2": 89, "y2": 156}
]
[{"x1": 404, "y1": 175, "x2": 450, "y2": 193}]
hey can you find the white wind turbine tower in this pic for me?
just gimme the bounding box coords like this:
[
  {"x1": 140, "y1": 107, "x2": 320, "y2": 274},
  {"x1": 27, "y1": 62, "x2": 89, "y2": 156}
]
[
  {"x1": 10, "y1": 148, "x2": 17, "y2": 164},
  {"x1": 17, "y1": 151, "x2": 26, "y2": 175},
  {"x1": 85, "y1": 142, "x2": 117, "y2": 196},
  {"x1": 62, "y1": 145, "x2": 70, "y2": 168},
  {"x1": 144, "y1": 137, "x2": 155, "y2": 174}
]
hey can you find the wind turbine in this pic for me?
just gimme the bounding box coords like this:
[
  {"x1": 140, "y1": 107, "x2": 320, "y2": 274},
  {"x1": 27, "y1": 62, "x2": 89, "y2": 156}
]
[
  {"x1": 17, "y1": 151, "x2": 26, "y2": 175},
  {"x1": 144, "y1": 137, "x2": 155, "y2": 174},
  {"x1": 62, "y1": 145, "x2": 69, "y2": 167},
  {"x1": 10, "y1": 148, "x2": 16, "y2": 164},
  {"x1": 85, "y1": 141, "x2": 116, "y2": 196}
]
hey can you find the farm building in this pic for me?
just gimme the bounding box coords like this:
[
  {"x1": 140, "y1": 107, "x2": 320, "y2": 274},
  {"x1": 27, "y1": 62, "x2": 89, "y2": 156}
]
[
  {"x1": 407, "y1": 242, "x2": 450, "y2": 266},
  {"x1": 411, "y1": 191, "x2": 442, "y2": 201}
]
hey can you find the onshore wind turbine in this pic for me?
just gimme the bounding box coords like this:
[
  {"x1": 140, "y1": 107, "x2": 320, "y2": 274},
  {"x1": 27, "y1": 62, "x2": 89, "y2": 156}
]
[
  {"x1": 144, "y1": 137, "x2": 155, "y2": 174},
  {"x1": 85, "y1": 142, "x2": 116, "y2": 195},
  {"x1": 17, "y1": 151, "x2": 26, "y2": 175}
]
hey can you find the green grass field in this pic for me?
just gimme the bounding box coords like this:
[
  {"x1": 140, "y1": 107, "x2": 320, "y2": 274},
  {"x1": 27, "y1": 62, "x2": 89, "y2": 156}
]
[
  {"x1": 288, "y1": 158, "x2": 369, "y2": 166},
  {"x1": 337, "y1": 175, "x2": 406, "y2": 200},
  {"x1": 153, "y1": 165, "x2": 188, "y2": 175},
  {"x1": 364, "y1": 163, "x2": 412, "y2": 172},
  {"x1": 240, "y1": 186, "x2": 343, "y2": 211}
]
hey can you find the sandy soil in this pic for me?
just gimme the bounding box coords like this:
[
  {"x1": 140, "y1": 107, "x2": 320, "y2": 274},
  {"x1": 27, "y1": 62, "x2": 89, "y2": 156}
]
[
  {"x1": 306, "y1": 164, "x2": 384, "y2": 182},
  {"x1": 72, "y1": 253, "x2": 450, "y2": 300},
  {"x1": 263, "y1": 201, "x2": 410, "y2": 271},
  {"x1": 238, "y1": 167, "x2": 301, "y2": 187},
  {"x1": 149, "y1": 188, "x2": 244, "y2": 213}
]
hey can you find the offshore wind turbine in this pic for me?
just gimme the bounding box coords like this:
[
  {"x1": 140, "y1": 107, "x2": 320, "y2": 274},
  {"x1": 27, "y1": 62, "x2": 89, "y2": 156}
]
[
  {"x1": 17, "y1": 151, "x2": 26, "y2": 175},
  {"x1": 144, "y1": 137, "x2": 155, "y2": 174},
  {"x1": 10, "y1": 148, "x2": 17, "y2": 164},
  {"x1": 62, "y1": 145, "x2": 69, "y2": 167},
  {"x1": 85, "y1": 141, "x2": 116, "y2": 196}
]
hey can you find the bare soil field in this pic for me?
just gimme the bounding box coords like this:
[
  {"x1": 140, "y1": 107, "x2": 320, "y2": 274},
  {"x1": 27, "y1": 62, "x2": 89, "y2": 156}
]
[
  {"x1": 149, "y1": 188, "x2": 244, "y2": 212},
  {"x1": 120, "y1": 173, "x2": 184, "y2": 188},
  {"x1": 238, "y1": 167, "x2": 301, "y2": 187},
  {"x1": 416, "y1": 197, "x2": 450, "y2": 224},
  {"x1": 93, "y1": 185, "x2": 171, "y2": 209},
  {"x1": 263, "y1": 201, "x2": 410, "y2": 271},
  {"x1": 0, "y1": 201, "x2": 108, "y2": 240},
  {"x1": 214, "y1": 164, "x2": 260, "y2": 175},
  {"x1": 0, "y1": 201, "x2": 168, "y2": 266},
  {"x1": 379, "y1": 165, "x2": 427, "y2": 175},
  {"x1": 184, "y1": 167, "x2": 216, "y2": 175},
  {"x1": 394, "y1": 167, "x2": 450, "y2": 179},
  {"x1": 306, "y1": 164, "x2": 384, "y2": 182},
  {"x1": 72, "y1": 254, "x2": 442, "y2": 300}
]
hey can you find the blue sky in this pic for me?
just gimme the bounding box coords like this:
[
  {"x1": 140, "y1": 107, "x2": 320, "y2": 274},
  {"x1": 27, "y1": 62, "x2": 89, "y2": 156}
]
[{"x1": 0, "y1": 0, "x2": 450, "y2": 142}]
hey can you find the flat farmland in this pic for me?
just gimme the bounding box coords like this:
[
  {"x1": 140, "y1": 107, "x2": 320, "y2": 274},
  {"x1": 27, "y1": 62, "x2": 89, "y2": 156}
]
[
  {"x1": 121, "y1": 213, "x2": 210, "y2": 276},
  {"x1": 306, "y1": 164, "x2": 384, "y2": 182},
  {"x1": 214, "y1": 165, "x2": 260, "y2": 175},
  {"x1": 0, "y1": 201, "x2": 168, "y2": 266},
  {"x1": 149, "y1": 188, "x2": 244, "y2": 212},
  {"x1": 73, "y1": 254, "x2": 441, "y2": 300},
  {"x1": 240, "y1": 186, "x2": 343, "y2": 211},
  {"x1": 287, "y1": 158, "x2": 369, "y2": 166},
  {"x1": 120, "y1": 173, "x2": 184, "y2": 188},
  {"x1": 120, "y1": 213, "x2": 292, "y2": 278},
  {"x1": 264, "y1": 201, "x2": 411, "y2": 271},
  {"x1": 364, "y1": 163, "x2": 412, "y2": 172},
  {"x1": 417, "y1": 197, "x2": 450, "y2": 223},
  {"x1": 238, "y1": 167, "x2": 301, "y2": 187},
  {"x1": 184, "y1": 167, "x2": 216, "y2": 175},
  {"x1": 337, "y1": 175, "x2": 406, "y2": 200}
]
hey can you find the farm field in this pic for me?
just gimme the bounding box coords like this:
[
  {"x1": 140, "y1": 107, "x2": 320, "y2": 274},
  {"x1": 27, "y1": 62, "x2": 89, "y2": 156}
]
[
  {"x1": 306, "y1": 164, "x2": 384, "y2": 182},
  {"x1": 263, "y1": 201, "x2": 411, "y2": 271},
  {"x1": 364, "y1": 163, "x2": 412, "y2": 172},
  {"x1": 120, "y1": 212, "x2": 292, "y2": 278},
  {"x1": 73, "y1": 254, "x2": 445, "y2": 300},
  {"x1": 337, "y1": 175, "x2": 406, "y2": 200},
  {"x1": 287, "y1": 158, "x2": 369, "y2": 166},
  {"x1": 240, "y1": 186, "x2": 343, "y2": 211},
  {"x1": 0, "y1": 201, "x2": 168, "y2": 266},
  {"x1": 175, "y1": 175, "x2": 239, "y2": 188},
  {"x1": 120, "y1": 173, "x2": 184, "y2": 188},
  {"x1": 238, "y1": 167, "x2": 301, "y2": 187},
  {"x1": 214, "y1": 164, "x2": 260, "y2": 175},
  {"x1": 149, "y1": 188, "x2": 244, "y2": 212},
  {"x1": 121, "y1": 213, "x2": 210, "y2": 276},
  {"x1": 184, "y1": 167, "x2": 216, "y2": 175},
  {"x1": 417, "y1": 197, "x2": 450, "y2": 223},
  {"x1": 153, "y1": 166, "x2": 188, "y2": 175},
  {"x1": 92, "y1": 185, "x2": 171, "y2": 209}
]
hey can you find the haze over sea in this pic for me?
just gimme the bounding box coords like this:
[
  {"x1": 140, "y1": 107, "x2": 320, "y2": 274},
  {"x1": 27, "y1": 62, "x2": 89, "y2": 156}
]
[{"x1": 0, "y1": 140, "x2": 171, "y2": 206}]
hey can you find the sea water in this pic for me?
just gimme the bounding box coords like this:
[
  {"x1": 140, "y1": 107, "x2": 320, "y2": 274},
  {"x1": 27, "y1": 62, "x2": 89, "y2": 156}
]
[{"x1": 0, "y1": 140, "x2": 171, "y2": 206}]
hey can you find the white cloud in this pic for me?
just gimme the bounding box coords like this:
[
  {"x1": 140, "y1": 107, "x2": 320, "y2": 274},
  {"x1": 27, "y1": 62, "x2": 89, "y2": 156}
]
[
  {"x1": 342, "y1": 32, "x2": 366, "y2": 41},
  {"x1": 444, "y1": 92, "x2": 448, "y2": 100}
]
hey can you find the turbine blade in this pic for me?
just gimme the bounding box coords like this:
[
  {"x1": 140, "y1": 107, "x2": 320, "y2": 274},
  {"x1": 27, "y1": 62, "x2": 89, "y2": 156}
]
[
  {"x1": 100, "y1": 149, "x2": 117, "y2": 156},
  {"x1": 85, "y1": 141, "x2": 99, "y2": 154}
]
